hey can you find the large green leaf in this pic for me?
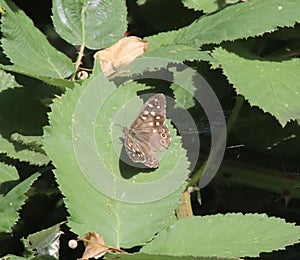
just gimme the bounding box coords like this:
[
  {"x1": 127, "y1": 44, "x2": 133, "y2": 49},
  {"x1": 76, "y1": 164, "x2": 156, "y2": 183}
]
[
  {"x1": 0, "y1": 0, "x2": 74, "y2": 79},
  {"x1": 0, "y1": 173, "x2": 39, "y2": 234},
  {"x1": 141, "y1": 213, "x2": 300, "y2": 258},
  {"x1": 43, "y1": 71, "x2": 190, "y2": 248},
  {"x1": 106, "y1": 252, "x2": 237, "y2": 260},
  {"x1": 176, "y1": 0, "x2": 300, "y2": 46},
  {"x1": 211, "y1": 45, "x2": 300, "y2": 126},
  {"x1": 52, "y1": 0, "x2": 127, "y2": 50}
]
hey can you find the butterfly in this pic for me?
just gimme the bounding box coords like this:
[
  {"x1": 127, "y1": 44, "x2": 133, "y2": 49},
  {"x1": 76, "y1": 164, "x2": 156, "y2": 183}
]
[{"x1": 123, "y1": 94, "x2": 171, "y2": 168}]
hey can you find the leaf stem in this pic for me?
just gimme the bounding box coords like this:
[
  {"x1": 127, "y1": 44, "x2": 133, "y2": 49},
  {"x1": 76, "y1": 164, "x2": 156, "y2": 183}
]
[
  {"x1": 71, "y1": 3, "x2": 87, "y2": 81},
  {"x1": 175, "y1": 186, "x2": 195, "y2": 218},
  {"x1": 71, "y1": 43, "x2": 85, "y2": 81}
]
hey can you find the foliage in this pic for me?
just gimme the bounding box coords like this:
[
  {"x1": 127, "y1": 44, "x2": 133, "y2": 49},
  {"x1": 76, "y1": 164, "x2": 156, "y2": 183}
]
[
  {"x1": 52, "y1": 0, "x2": 127, "y2": 50},
  {"x1": 43, "y1": 76, "x2": 189, "y2": 247},
  {"x1": 0, "y1": 0, "x2": 299, "y2": 259},
  {"x1": 0, "y1": 0, "x2": 73, "y2": 84},
  {"x1": 141, "y1": 213, "x2": 300, "y2": 258},
  {"x1": 0, "y1": 172, "x2": 39, "y2": 234},
  {"x1": 211, "y1": 43, "x2": 300, "y2": 125}
]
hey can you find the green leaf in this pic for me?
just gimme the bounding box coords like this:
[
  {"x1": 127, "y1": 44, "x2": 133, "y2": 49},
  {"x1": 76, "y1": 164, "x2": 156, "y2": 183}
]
[
  {"x1": 43, "y1": 72, "x2": 190, "y2": 248},
  {"x1": 182, "y1": 0, "x2": 241, "y2": 13},
  {"x1": 11, "y1": 133, "x2": 43, "y2": 147},
  {"x1": 169, "y1": 66, "x2": 196, "y2": 109},
  {"x1": 52, "y1": 0, "x2": 127, "y2": 50},
  {"x1": 181, "y1": 0, "x2": 219, "y2": 13},
  {"x1": 176, "y1": 0, "x2": 300, "y2": 46},
  {"x1": 0, "y1": 70, "x2": 21, "y2": 92},
  {"x1": 3, "y1": 255, "x2": 56, "y2": 260},
  {"x1": 0, "y1": 135, "x2": 50, "y2": 166},
  {"x1": 0, "y1": 163, "x2": 18, "y2": 183},
  {"x1": 141, "y1": 213, "x2": 300, "y2": 258},
  {"x1": 0, "y1": 65, "x2": 75, "y2": 89},
  {"x1": 0, "y1": 163, "x2": 19, "y2": 197},
  {"x1": 105, "y1": 252, "x2": 237, "y2": 260},
  {"x1": 27, "y1": 222, "x2": 64, "y2": 259},
  {"x1": 11, "y1": 133, "x2": 46, "y2": 155},
  {"x1": 0, "y1": 64, "x2": 75, "y2": 88},
  {"x1": 146, "y1": 44, "x2": 213, "y2": 63},
  {"x1": 211, "y1": 45, "x2": 300, "y2": 126},
  {"x1": 145, "y1": 32, "x2": 213, "y2": 63},
  {"x1": 145, "y1": 30, "x2": 183, "y2": 52},
  {"x1": 0, "y1": 173, "x2": 39, "y2": 233},
  {"x1": 0, "y1": 0, "x2": 74, "y2": 79},
  {"x1": 0, "y1": 162, "x2": 18, "y2": 183}
]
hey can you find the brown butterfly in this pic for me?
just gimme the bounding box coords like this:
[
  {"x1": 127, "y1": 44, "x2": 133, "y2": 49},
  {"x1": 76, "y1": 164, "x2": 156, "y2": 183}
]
[{"x1": 123, "y1": 94, "x2": 171, "y2": 168}]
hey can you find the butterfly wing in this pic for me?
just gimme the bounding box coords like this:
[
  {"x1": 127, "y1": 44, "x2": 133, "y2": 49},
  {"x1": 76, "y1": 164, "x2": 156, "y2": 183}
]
[
  {"x1": 123, "y1": 94, "x2": 171, "y2": 168},
  {"x1": 134, "y1": 94, "x2": 170, "y2": 150},
  {"x1": 124, "y1": 127, "x2": 159, "y2": 168}
]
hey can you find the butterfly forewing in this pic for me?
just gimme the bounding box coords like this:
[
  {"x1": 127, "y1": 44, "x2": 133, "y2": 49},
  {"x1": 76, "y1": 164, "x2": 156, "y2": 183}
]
[{"x1": 123, "y1": 94, "x2": 171, "y2": 168}]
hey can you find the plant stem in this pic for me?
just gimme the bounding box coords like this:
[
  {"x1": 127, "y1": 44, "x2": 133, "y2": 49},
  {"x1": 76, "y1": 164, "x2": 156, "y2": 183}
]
[{"x1": 71, "y1": 5, "x2": 87, "y2": 81}]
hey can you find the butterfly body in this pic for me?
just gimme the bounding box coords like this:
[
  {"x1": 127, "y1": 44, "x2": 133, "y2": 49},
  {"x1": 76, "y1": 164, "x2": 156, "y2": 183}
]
[{"x1": 123, "y1": 94, "x2": 171, "y2": 168}]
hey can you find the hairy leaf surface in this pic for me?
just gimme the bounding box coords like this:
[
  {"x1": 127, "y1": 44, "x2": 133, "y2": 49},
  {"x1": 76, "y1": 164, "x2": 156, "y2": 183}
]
[
  {"x1": 176, "y1": 0, "x2": 300, "y2": 46},
  {"x1": 0, "y1": 0, "x2": 73, "y2": 79},
  {"x1": 52, "y1": 0, "x2": 127, "y2": 50},
  {"x1": 43, "y1": 71, "x2": 190, "y2": 248},
  {"x1": 211, "y1": 46, "x2": 300, "y2": 126},
  {"x1": 142, "y1": 213, "x2": 300, "y2": 258}
]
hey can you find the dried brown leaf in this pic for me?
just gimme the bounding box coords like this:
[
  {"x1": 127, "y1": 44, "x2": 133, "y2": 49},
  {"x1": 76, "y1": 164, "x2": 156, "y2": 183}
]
[
  {"x1": 95, "y1": 36, "x2": 148, "y2": 77},
  {"x1": 79, "y1": 231, "x2": 127, "y2": 260},
  {"x1": 79, "y1": 232, "x2": 109, "y2": 259}
]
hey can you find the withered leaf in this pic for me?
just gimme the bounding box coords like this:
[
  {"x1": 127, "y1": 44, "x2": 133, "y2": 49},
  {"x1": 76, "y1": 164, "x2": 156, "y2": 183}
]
[
  {"x1": 79, "y1": 231, "x2": 126, "y2": 260},
  {"x1": 95, "y1": 36, "x2": 148, "y2": 77},
  {"x1": 175, "y1": 186, "x2": 195, "y2": 219}
]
